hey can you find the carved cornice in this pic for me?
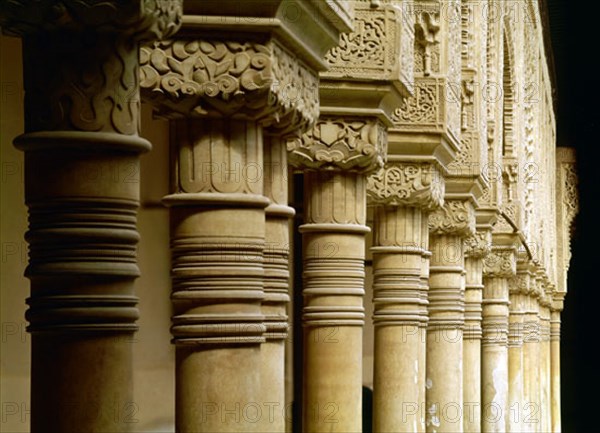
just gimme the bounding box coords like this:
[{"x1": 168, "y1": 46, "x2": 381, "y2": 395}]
[
  {"x1": 287, "y1": 117, "x2": 386, "y2": 173},
  {"x1": 483, "y1": 247, "x2": 517, "y2": 278},
  {"x1": 464, "y1": 229, "x2": 492, "y2": 258},
  {"x1": 366, "y1": 162, "x2": 444, "y2": 210},
  {"x1": 389, "y1": 0, "x2": 462, "y2": 156},
  {"x1": 0, "y1": 0, "x2": 182, "y2": 39},
  {"x1": 140, "y1": 38, "x2": 319, "y2": 132},
  {"x1": 428, "y1": 199, "x2": 476, "y2": 237},
  {"x1": 324, "y1": 1, "x2": 413, "y2": 95}
]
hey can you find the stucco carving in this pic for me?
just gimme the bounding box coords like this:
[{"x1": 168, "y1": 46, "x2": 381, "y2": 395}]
[
  {"x1": 428, "y1": 199, "x2": 476, "y2": 236},
  {"x1": 483, "y1": 248, "x2": 517, "y2": 278},
  {"x1": 140, "y1": 39, "x2": 319, "y2": 132},
  {"x1": 0, "y1": 0, "x2": 182, "y2": 135},
  {"x1": 464, "y1": 229, "x2": 492, "y2": 258},
  {"x1": 287, "y1": 117, "x2": 386, "y2": 173},
  {"x1": 367, "y1": 162, "x2": 444, "y2": 209},
  {"x1": 0, "y1": 0, "x2": 182, "y2": 39}
]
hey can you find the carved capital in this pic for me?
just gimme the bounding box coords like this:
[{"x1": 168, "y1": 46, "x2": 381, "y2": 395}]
[
  {"x1": 508, "y1": 273, "x2": 528, "y2": 296},
  {"x1": 1, "y1": 1, "x2": 182, "y2": 135},
  {"x1": 551, "y1": 292, "x2": 565, "y2": 312},
  {"x1": 287, "y1": 117, "x2": 386, "y2": 173},
  {"x1": 463, "y1": 229, "x2": 492, "y2": 258},
  {"x1": 483, "y1": 247, "x2": 516, "y2": 278},
  {"x1": 428, "y1": 199, "x2": 475, "y2": 237},
  {"x1": 0, "y1": 0, "x2": 182, "y2": 40},
  {"x1": 140, "y1": 38, "x2": 319, "y2": 133},
  {"x1": 366, "y1": 162, "x2": 444, "y2": 210}
]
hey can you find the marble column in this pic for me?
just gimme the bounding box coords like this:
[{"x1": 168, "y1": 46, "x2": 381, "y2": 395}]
[
  {"x1": 262, "y1": 135, "x2": 294, "y2": 431},
  {"x1": 539, "y1": 282, "x2": 553, "y2": 433},
  {"x1": 522, "y1": 267, "x2": 541, "y2": 433},
  {"x1": 426, "y1": 200, "x2": 476, "y2": 432},
  {"x1": 289, "y1": 121, "x2": 386, "y2": 433},
  {"x1": 139, "y1": 24, "x2": 333, "y2": 431},
  {"x1": 367, "y1": 163, "x2": 444, "y2": 433},
  {"x1": 550, "y1": 293, "x2": 564, "y2": 433},
  {"x1": 507, "y1": 257, "x2": 530, "y2": 432},
  {"x1": 166, "y1": 118, "x2": 269, "y2": 433},
  {"x1": 0, "y1": 3, "x2": 181, "y2": 431},
  {"x1": 481, "y1": 244, "x2": 516, "y2": 433},
  {"x1": 287, "y1": 2, "x2": 412, "y2": 431},
  {"x1": 462, "y1": 230, "x2": 492, "y2": 432}
]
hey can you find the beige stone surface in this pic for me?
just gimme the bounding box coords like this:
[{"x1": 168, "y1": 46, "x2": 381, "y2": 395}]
[{"x1": 0, "y1": 1, "x2": 580, "y2": 432}]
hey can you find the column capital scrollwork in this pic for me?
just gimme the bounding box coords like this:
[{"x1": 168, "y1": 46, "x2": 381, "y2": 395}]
[
  {"x1": 508, "y1": 273, "x2": 529, "y2": 296},
  {"x1": 463, "y1": 229, "x2": 492, "y2": 258},
  {"x1": 428, "y1": 199, "x2": 476, "y2": 237},
  {"x1": 366, "y1": 162, "x2": 444, "y2": 210},
  {"x1": 483, "y1": 247, "x2": 517, "y2": 278},
  {"x1": 287, "y1": 117, "x2": 386, "y2": 174},
  {"x1": 0, "y1": 0, "x2": 182, "y2": 39},
  {"x1": 140, "y1": 38, "x2": 320, "y2": 134},
  {"x1": 1, "y1": 1, "x2": 182, "y2": 136}
]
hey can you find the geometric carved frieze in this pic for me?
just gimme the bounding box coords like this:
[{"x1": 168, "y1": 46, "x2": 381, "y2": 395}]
[
  {"x1": 428, "y1": 199, "x2": 476, "y2": 237},
  {"x1": 367, "y1": 162, "x2": 444, "y2": 210},
  {"x1": 391, "y1": 0, "x2": 462, "y2": 155},
  {"x1": 392, "y1": 78, "x2": 459, "y2": 148},
  {"x1": 140, "y1": 38, "x2": 319, "y2": 133},
  {"x1": 325, "y1": 1, "x2": 413, "y2": 96},
  {"x1": 287, "y1": 116, "x2": 387, "y2": 173}
]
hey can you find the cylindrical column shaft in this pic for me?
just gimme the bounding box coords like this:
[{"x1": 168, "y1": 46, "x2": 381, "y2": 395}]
[
  {"x1": 15, "y1": 29, "x2": 158, "y2": 432},
  {"x1": 508, "y1": 290, "x2": 526, "y2": 432},
  {"x1": 427, "y1": 234, "x2": 465, "y2": 432},
  {"x1": 262, "y1": 135, "x2": 293, "y2": 431},
  {"x1": 463, "y1": 256, "x2": 484, "y2": 432},
  {"x1": 371, "y1": 205, "x2": 427, "y2": 432},
  {"x1": 168, "y1": 118, "x2": 267, "y2": 433},
  {"x1": 302, "y1": 171, "x2": 367, "y2": 433},
  {"x1": 523, "y1": 289, "x2": 541, "y2": 432},
  {"x1": 539, "y1": 296, "x2": 552, "y2": 433},
  {"x1": 481, "y1": 276, "x2": 510, "y2": 433},
  {"x1": 550, "y1": 309, "x2": 562, "y2": 433},
  {"x1": 419, "y1": 215, "x2": 431, "y2": 432}
]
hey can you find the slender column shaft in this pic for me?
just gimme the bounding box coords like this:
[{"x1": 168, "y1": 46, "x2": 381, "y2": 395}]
[
  {"x1": 550, "y1": 309, "x2": 562, "y2": 433},
  {"x1": 426, "y1": 234, "x2": 465, "y2": 432},
  {"x1": 262, "y1": 135, "x2": 293, "y2": 432},
  {"x1": 523, "y1": 291, "x2": 541, "y2": 432},
  {"x1": 168, "y1": 118, "x2": 267, "y2": 433},
  {"x1": 539, "y1": 298, "x2": 552, "y2": 433},
  {"x1": 463, "y1": 256, "x2": 484, "y2": 432},
  {"x1": 481, "y1": 276, "x2": 510, "y2": 432},
  {"x1": 302, "y1": 171, "x2": 367, "y2": 433},
  {"x1": 419, "y1": 216, "x2": 431, "y2": 432},
  {"x1": 371, "y1": 206, "x2": 427, "y2": 432},
  {"x1": 508, "y1": 291, "x2": 526, "y2": 432}
]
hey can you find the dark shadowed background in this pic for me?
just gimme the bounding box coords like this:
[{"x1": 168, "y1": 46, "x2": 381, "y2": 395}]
[{"x1": 545, "y1": 0, "x2": 599, "y2": 430}]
